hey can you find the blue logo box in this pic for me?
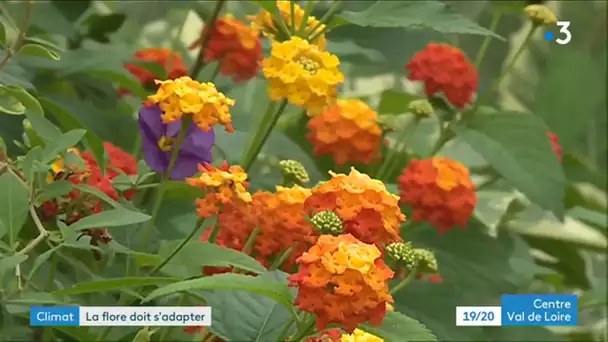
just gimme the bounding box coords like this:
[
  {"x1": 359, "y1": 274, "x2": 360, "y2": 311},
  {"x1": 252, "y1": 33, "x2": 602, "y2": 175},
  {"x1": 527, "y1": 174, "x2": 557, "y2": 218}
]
[
  {"x1": 30, "y1": 306, "x2": 80, "y2": 326},
  {"x1": 501, "y1": 294, "x2": 578, "y2": 326}
]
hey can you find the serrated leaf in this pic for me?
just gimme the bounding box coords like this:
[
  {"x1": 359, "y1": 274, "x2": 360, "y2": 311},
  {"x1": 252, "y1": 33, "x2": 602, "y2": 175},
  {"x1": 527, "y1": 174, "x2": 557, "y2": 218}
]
[
  {"x1": 0, "y1": 171, "x2": 30, "y2": 243},
  {"x1": 452, "y1": 111, "x2": 566, "y2": 220},
  {"x1": 17, "y1": 43, "x2": 60, "y2": 61},
  {"x1": 339, "y1": 1, "x2": 504, "y2": 40},
  {"x1": 143, "y1": 274, "x2": 296, "y2": 319},
  {"x1": 361, "y1": 311, "x2": 437, "y2": 341},
  {"x1": 40, "y1": 129, "x2": 87, "y2": 164},
  {"x1": 157, "y1": 241, "x2": 266, "y2": 277},
  {"x1": 68, "y1": 208, "x2": 151, "y2": 231},
  {"x1": 53, "y1": 277, "x2": 179, "y2": 296}
]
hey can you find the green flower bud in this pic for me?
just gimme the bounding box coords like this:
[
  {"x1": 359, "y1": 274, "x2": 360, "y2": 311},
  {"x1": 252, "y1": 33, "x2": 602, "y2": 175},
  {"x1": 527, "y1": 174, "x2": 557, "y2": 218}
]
[
  {"x1": 386, "y1": 242, "x2": 419, "y2": 270},
  {"x1": 310, "y1": 210, "x2": 343, "y2": 235},
  {"x1": 408, "y1": 99, "x2": 434, "y2": 118},
  {"x1": 524, "y1": 4, "x2": 557, "y2": 26},
  {"x1": 413, "y1": 248, "x2": 438, "y2": 274},
  {"x1": 279, "y1": 159, "x2": 310, "y2": 185}
]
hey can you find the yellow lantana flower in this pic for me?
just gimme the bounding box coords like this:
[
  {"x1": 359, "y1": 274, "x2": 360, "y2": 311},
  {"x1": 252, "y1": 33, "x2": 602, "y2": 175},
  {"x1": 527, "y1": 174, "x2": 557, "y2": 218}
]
[
  {"x1": 341, "y1": 329, "x2": 384, "y2": 342},
  {"x1": 147, "y1": 76, "x2": 235, "y2": 133},
  {"x1": 263, "y1": 37, "x2": 343, "y2": 116}
]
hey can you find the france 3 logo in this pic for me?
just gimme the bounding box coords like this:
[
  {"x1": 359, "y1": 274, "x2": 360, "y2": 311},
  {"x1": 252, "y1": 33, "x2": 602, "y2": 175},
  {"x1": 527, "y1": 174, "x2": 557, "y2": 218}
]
[{"x1": 544, "y1": 21, "x2": 572, "y2": 45}]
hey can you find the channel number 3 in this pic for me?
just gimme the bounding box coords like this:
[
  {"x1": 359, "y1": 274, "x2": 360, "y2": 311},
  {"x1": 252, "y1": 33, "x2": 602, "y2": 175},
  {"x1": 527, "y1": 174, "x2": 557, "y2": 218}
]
[{"x1": 556, "y1": 21, "x2": 572, "y2": 45}]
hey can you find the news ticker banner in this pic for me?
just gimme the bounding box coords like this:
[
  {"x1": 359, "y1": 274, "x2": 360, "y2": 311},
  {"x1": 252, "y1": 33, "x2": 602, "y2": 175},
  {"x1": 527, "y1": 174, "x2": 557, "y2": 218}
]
[
  {"x1": 30, "y1": 306, "x2": 211, "y2": 327},
  {"x1": 456, "y1": 294, "x2": 578, "y2": 327}
]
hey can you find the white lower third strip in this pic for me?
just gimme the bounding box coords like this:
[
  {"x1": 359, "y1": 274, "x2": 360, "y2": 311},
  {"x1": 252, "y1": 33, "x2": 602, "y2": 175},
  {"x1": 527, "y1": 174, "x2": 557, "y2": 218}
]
[
  {"x1": 79, "y1": 306, "x2": 212, "y2": 326},
  {"x1": 456, "y1": 306, "x2": 502, "y2": 326}
]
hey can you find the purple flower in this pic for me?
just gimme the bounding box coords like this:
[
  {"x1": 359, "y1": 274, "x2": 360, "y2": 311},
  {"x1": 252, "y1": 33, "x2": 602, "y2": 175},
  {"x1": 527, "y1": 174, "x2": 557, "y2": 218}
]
[{"x1": 138, "y1": 104, "x2": 214, "y2": 180}]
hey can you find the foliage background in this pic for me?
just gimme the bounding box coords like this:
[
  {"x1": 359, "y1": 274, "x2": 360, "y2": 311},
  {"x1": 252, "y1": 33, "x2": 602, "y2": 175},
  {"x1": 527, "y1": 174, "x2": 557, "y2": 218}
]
[{"x1": 0, "y1": 1, "x2": 606, "y2": 341}]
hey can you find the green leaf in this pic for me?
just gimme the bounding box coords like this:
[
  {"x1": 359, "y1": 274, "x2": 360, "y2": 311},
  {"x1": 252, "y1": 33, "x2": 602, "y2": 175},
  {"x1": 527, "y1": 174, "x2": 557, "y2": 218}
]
[
  {"x1": 89, "y1": 69, "x2": 146, "y2": 98},
  {"x1": 0, "y1": 84, "x2": 43, "y2": 116},
  {"x1": 0, "y1": 254, "x2": 28, "y2": 285},
  {"x1": 326, "y1": 40, "x2": 385, "y2": 63},
  {"x1": 143, "y1": 273, "x2": 296, "y2": 317},
  {"x1": 40, "y1": 129, "x2": 87, "y2": 164},
  {"x1": 68, "y1": 208, "x2": 151, "y2": 231},
  {"x1": 339, "y1": 1, "x2": 504, "y2": 40},
  {"x1": 38, "y1": 180, "x2": 73, "y2": 202},
  {"x1": 85, "y1": 13, "x2": 127, "y2": 39},
  {"x1": 17, "y1": 43, "x2": 60, "y2": 61},
  {"x1": 23, "y1": 36, "x2": 65, "y2": 53},
  {"x1": 39, "y1": 96, "x2": 107, "y2": 172},
  {"x1": 0, "y1": 21, "x2": 5, "y2": 45},
  {"x1": 53, "y1": 277, "x2": 179, "y2": 296},
  {"x1": 567, "y1": 206, "x2": 607, "y2": 231},
  {"x1": 50, "y1": 0, "x2": 92, "y2": 23},
  {"x1": 452, "y1": 111, "x2": 566, "y2": 219},
  {"x1": 0, "y1": 171, "x2": 30, "y2": 243},
  {"x1": 361, "y1": 311, "x2": 437, "y2": 341},
  {"x1": 129, "y1": 60, "x2": 168, "y2": 79},
  {"x1": 377, "y1": 90, "x2": 421, "y2": 115},
  {"x1": 6, "y1": 292, "x2": 69, "y2": 306},
  {"x1": 534, "y1": 50, "x2": 605, "y2": 149},
  {"x1": 24, "y1": 110, "x2": 62, "y2": 142},
  {"x1": 157, "y1": 241, "x2": 266, "y2": 277},
  {"x1": 205, "y1": 271, "x2": 295, "y2": 342},
  {"x1": 74, "y1": 184, "x2": 120, "y2": 208},
  {"x1": 27, "y1": 244, "x2": 62, "y2": 281},
  {"x1": 0, "y1": 89, "x2": 25, "y2": 115},
  {"x1": 132, "y1": 327, "x2": 152, "y2": 342}
]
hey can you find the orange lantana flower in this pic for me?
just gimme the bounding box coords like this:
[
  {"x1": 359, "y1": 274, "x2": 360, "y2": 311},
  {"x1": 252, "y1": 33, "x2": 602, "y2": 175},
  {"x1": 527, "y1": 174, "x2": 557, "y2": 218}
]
[
  {"x1": 305, "y1": 168, "x2": 405, "y2": 248},
  {"x1": 289, "y1": 234, "x2": 394, "y2": 333},
  {"x1": 307, "y1": 99, "x2": 383, "y2": 166},
  {"x1": 191, "y1": 14, "x2": 262, "y2": 82},
  {"x1": 398, "y1": 157, "x2": 477, "y2": 233}
]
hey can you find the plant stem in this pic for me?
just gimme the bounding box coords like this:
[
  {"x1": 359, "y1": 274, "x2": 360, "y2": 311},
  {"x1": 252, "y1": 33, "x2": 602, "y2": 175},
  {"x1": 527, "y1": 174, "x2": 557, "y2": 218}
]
[
  {"x1": 297, "y1": 0, "x2": 315, "y2": 37},
  {"x1": 149, "y1": 218, "x2": 205, "y2": 275},
  {"x1": 190, "y1": 0, "x2": 226, "y2": 79},
  {"x1": 242, "y1": 226, "x2": 260, "y2": 256},
  {"x1": 242, "y1": 99, "x2": 288, "y2": 172},
  {"x1": 307, "y1": 0, "x2": 341, "y2": 41},
  {"x1": 475, "y1": 11, "x2": 502, "y2": 68},
  {"x1": 389, "y1": 267, "x2": 418, "y2": 295},
  {"x1": 206, "y1": 219, "x2": 221, "y2": 244},
  {"x1": 141, "y1": 119, "x2": 190, "y2": 251},
  {"x1": 0, "y1": 0, "x2": 33, "y2": 71},
  {"x1": 242, "y1": 101, "x2": 276, "y2": 165},
  {"x1": 474, "y1": 23, "x2": 539, "y2": 110},
  {"x1": 290, "y1": 316, "x2": 316, "y2": 341},
  {"x1": 376, "y1": 117, "x2": 420, "y2": 180},
  {"x1": 269, "y1": 244, "x2": 298, "y2": 271},
  {"x1": 290, "y1": 0, "x2": 297, "y2": 33}
]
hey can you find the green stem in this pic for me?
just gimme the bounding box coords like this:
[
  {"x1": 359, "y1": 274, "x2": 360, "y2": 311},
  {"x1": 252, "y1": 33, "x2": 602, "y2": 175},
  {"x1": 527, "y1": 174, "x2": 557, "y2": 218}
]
[
  {"x1": 389, "y1": 267, "x2": 418, "y2": 295},
  {"x1": 277, "y1": 316, "x2": 297, "y2": 341},
  {"x1": 376, "y1": 117, "x2": 420, "y2": 180},
  {"x1": 290, "y1": 0, "x2": 297, "y2": 33},
  {"x1": 242, "y1": 226, "x2": 260, "y2": 256},
  {"x1": 206, "y1": 219, "x2": 221, "y2": 244},
  {"x1": 269, "y1": 244, "x2": 298, "y2": 271},
  {"x1": 291, "y1": 316, "x2": 316, "y2": 341},
  {"x1": 150, "y1": 219, "x2": 205, "y2": 275},
  {"x1": 159, "y1": 295, "x2": 188, "y2": 341},
  {"x1": 242, "y1": 100, "x2": 289, "y2": 172},
  {"x1": 307, "y1": 0, "x2": 341, "y2": 41},
  {"x1": 141, "y1": 119, "x2": 190, "y2": 251},
  {"x1": 475, "y1": 11, "x2": 502, "y2": 68},
  {"x1": 190, "y1": 0, "x2": 226, "y2": 79},
  {"x1": 474, "y1": 23, "x2": 539, "y2": 110},
  {"x1": 242, "y1": 101, "x2": 276, "y2": 166},
  {"x1": 297, "y1": 0, "x2": 315, "y2": 37}
]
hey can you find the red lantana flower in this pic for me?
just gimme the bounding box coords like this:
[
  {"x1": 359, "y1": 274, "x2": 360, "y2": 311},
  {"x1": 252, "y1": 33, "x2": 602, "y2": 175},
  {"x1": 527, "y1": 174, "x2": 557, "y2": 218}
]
[{"x1": 405, "y1": 43, "x2": 478, "y2": 109}]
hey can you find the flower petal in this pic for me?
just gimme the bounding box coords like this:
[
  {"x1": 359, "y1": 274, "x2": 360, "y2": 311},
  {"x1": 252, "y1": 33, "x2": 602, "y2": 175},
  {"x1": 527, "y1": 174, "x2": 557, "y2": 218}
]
[{"x1": 171, "y1": 152, "x2": 212, "y2": 180}]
